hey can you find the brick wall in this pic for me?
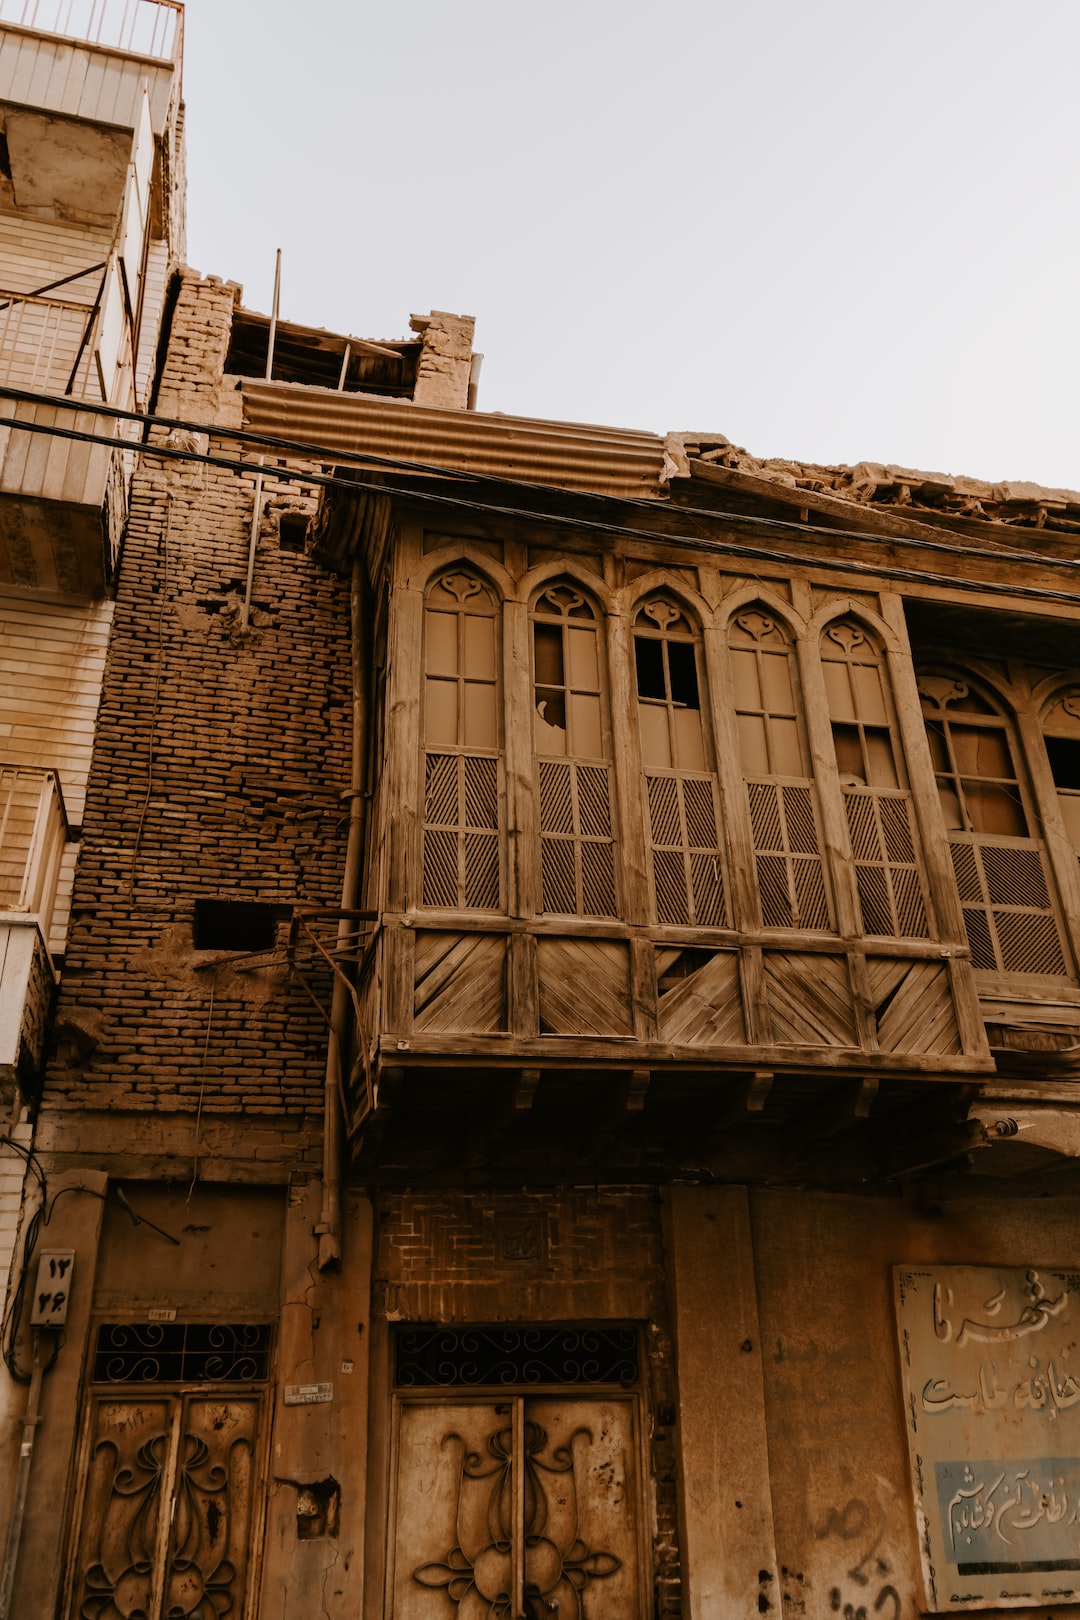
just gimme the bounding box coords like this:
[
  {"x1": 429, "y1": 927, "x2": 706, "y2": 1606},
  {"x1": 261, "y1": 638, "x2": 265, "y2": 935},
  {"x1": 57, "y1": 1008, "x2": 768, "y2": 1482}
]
[{"x1": 43, "y1": 273, "x2": 352, "y2": 1122}]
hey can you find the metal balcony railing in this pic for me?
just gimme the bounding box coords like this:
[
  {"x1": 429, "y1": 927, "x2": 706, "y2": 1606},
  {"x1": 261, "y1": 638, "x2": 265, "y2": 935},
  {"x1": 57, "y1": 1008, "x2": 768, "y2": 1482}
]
[
  {"x1": 0, "y1": 290, "x2": 99, "y2": 398},
  {"x1": 0, "y1": 766, "x2": 69, "y2": 928},
  {"x1": 0, "y1": 0, "x2": 180, "y2": 58}
]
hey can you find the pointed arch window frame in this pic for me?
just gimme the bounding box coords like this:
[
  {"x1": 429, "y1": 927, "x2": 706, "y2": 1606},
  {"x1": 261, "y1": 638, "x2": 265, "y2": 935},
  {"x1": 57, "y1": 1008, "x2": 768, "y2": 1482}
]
[
  {"x1": 529, "y1": 579, "x2": 619, "y2": 920},
  {"x1": 420, "y1": 568, "x2": 505, "y2": 914},
  {"x1": 632, "y1": 592, "x2": 729, "y2": 928},
  {"x1": 918, "y1": 669, "x2": 1071, "y2": 980}
]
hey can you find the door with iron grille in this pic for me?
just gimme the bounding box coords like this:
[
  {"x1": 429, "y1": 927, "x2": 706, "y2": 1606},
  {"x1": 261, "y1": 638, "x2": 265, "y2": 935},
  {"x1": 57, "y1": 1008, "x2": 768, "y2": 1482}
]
[
  {"x1": 387, "y1": 1326, "x2": 647, "y2": 1619},
  {"x1": 64, "y1": 1323, "x2": 271, "y2": 1620}
]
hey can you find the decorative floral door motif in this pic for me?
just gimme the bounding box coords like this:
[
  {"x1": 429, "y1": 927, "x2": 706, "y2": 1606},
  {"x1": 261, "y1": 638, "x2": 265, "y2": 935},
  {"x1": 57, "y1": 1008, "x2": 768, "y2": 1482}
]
[
  {"x1": 389, "y1": 1395, "x2": 644, "y2": 1618},
  {"x1": 68, "y1": 1393, "x2": 260, "y2": 1620}
]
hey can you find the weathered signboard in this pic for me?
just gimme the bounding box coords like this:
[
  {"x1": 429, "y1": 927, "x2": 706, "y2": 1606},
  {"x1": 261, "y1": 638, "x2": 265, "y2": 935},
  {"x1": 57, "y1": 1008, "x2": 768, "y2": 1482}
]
[{"x1": 896, "y1": 1265, "x2": 1080, "y2": 1610}]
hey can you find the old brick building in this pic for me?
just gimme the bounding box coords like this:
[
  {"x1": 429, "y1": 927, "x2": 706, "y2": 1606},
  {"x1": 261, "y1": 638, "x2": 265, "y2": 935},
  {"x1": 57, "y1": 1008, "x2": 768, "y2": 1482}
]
[{"x1": 5, "y1": 6, "x2": 1080, "y2": 1620}]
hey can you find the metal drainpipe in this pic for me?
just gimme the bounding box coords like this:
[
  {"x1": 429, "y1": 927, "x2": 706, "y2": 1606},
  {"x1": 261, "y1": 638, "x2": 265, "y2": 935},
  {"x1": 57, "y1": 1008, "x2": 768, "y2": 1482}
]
[
  {"x1": 317, "y1": 558, "x2": 368, "y2": 1270},
  {"x1": 240, "y1": 250, "x2": 281, "y2": 633}
]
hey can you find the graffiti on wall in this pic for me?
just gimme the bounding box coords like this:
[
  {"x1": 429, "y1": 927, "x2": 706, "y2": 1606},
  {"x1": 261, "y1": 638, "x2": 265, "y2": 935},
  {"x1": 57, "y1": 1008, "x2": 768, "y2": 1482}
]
[{"x1": 895, "y1": 1265, "x2": 1080, "y2": 1611}]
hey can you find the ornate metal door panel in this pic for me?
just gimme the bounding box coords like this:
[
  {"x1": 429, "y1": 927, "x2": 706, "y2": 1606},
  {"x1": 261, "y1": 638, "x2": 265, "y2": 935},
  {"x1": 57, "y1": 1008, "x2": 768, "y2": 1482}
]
[
  {"x1": 388, "y1": 1394, "x2": 645, "y2": 1618},
  {"x1": 68, "y1": 1393, "x2": 261, "y2": 1620}
]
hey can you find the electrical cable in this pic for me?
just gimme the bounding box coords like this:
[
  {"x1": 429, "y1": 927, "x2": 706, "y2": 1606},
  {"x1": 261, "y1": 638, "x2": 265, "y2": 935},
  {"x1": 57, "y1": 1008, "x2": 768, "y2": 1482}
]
[
  {"x1": 2, "y1": 380, "x2": 1080, "y2": 575},
  {"x1": 1, "y1": 405, "x2": 1079, "y2": 611}
]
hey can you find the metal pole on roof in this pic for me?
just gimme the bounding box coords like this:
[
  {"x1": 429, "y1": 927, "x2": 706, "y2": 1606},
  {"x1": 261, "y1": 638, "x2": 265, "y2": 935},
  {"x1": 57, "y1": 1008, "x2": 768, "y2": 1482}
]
[{"x1": 265, "y1": 248, "x2": 281, "y2": 381}]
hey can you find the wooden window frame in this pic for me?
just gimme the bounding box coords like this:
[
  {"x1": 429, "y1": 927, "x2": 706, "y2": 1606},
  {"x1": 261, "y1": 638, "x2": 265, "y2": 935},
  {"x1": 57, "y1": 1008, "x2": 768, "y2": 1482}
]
[
  {"x1": 918, "y1": 670, "x2": 1073, "y2": 982},
  {"x1": 419, "y1": 569, "x2": 505, "y2": 914}
]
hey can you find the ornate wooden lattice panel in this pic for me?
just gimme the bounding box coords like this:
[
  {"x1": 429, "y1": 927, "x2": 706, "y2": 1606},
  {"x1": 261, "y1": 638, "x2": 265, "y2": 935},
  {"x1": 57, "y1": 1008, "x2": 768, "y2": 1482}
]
[
  {"x1": 763, "y1": 951, "x2": 858, "y2": 1047},
  {"x1": 413, "y1": 931, "x2": 508, "y2": 1034},
  {"x1": 843, "y1": 788, "x2": 929, "y2": 938},
  {"x1": 747, "y1": 782, "x2": 831, "y2": 931},
  {"x1": 388, "y1": 1395, "x2": 645, "y2": 1617},
  {"x1": 68, "y1": 1392, "x2": 260, "y2": 1620},
  {"x1": 422, "y1": 753, "x2": 501, "y2": 911},
  {"x1": 949, "y1": 840, "x2": 1068, "y2": 977},
  {"x1": 655, "y1": 947, "x2": 746, "y2": 1047},
  {"x1": 537, "y1": 938, "x2": 633, "y2": 1037},
  {"x1": 866, "y1": 958, "x2": 962, "y2": 1056},
  {"x1": 538, "y1": 760, "x2": 618, "y2": 918},
  {"x1": 645, "y1": 775, "x2": 727, "y2": 927}
]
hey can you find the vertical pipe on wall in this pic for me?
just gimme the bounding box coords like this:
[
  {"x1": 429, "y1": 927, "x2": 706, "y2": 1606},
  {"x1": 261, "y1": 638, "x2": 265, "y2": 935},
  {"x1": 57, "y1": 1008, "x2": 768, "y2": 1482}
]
[
  {"x1": 240, "y1": 251, "x2": 281, "y2": 633},
  {"x1": 317, "y1": 558, "x2": 368, "y2": 1270}
]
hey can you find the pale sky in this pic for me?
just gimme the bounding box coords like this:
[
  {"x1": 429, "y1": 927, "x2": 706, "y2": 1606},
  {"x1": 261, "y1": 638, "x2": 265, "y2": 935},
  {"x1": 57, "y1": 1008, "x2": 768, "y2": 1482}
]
[{"x1": 182, "y1": 0, "x2": 1080, "y2": 490}]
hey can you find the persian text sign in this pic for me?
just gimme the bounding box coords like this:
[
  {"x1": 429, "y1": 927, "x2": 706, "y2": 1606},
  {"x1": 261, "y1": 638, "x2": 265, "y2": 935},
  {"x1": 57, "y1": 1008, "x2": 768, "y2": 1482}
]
[{"x1": 896, "y1": 1265, "x2": 1080, "y2": 1610}]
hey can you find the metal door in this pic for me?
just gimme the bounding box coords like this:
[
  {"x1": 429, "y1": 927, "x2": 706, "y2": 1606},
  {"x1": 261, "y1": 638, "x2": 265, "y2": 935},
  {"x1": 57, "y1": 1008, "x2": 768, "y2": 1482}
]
[
  {"x1": 388, "y1": 1393, "x2": 645, "y2": 1618},
  {"x1": 67, "y1": 1392, "x2": 261, "y2": 1619}
]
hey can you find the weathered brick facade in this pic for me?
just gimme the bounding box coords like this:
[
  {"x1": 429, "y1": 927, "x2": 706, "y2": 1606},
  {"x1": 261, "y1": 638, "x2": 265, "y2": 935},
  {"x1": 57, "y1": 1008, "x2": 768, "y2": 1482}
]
[{"x1": 44, "y1": 276, "x2": 352, "y2": 1123}]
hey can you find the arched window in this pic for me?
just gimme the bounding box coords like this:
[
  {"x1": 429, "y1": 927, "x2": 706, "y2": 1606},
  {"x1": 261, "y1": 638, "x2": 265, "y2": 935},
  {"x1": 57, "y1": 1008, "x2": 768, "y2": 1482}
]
[
  {"x1": 728, "y1": 607, "x2": 831, "y2": 931},
  {"x1": 821, "y1": 618, "x2": 928, "y2": 938},
  {"x1": 634, "y1": 596, "x2": 726, "y2": 926},
  {"x1": 1043, "y1": 689, "x2": 1080, "y2": 853},
  {"x1": 919, "y1": 673, "x2": 1068, "y2": 976},
  {"x1": 531, "y1": 581, "x2": 616, "y2": 917},
  {"x1": 421, "y1": 570, "x2": 501, "y2": 910}
]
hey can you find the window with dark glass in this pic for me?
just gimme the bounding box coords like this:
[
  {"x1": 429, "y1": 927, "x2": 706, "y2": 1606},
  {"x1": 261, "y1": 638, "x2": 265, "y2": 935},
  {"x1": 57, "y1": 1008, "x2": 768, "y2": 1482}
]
[
  {"x1": 1043, "y1": 691, "x2": 1080, "y2": 852},
  {"x1": 531, "y1": 582, "x2": 616, "y2": 918},
  {"x1": 918, "y1": 673, "x2": 1068, "y2": 976},
  {"x1": 728, "y1": 607, "x2": 831, "y2": 930},
  {"x1": 633, "y1": 596, "x2": 726, "y2": 926},
  {"x1": 421, "y1": 571, "x2": 502, "y2": 910},
  {"x1": 821, "y1": 619, "x2": 928, "y2": 938}
]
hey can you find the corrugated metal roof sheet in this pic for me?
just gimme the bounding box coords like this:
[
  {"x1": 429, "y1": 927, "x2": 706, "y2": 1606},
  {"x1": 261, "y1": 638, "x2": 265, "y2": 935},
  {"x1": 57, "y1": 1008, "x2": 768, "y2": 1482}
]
[{"x1": 240, "y1": 381, "x2": 667, "y2": 500}]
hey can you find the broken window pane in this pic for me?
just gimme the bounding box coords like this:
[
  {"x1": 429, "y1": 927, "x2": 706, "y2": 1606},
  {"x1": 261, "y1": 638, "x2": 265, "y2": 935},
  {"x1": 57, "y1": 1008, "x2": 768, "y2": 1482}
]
[
  {"x1": 950, "y1": 725, "x2": 1014, "y2": 780},
  {"x1": 635, "y1": 637, "x2": 665, "y2": 701},
  {"x1": 533, "y1": 623, "x2": 564, "y2": 687},
  {"x1": 534, "y1": 689, "x2": 567, "y2": 754},
  {"x1": 865, "y1": 729, "x2": 899, "y2": 788},
  {"x1": 963, "y1": 780, "x2": 1026, "y2": 836},
  {"x1": 833, "y1": 724, "x2": 865, "y2": 784},
  {"x1": 667, "y1": 641, "x2": 699, "y2": 709},
  {"x1": 1046, "y1": 734, "x2": 1080, "y2": 791}
]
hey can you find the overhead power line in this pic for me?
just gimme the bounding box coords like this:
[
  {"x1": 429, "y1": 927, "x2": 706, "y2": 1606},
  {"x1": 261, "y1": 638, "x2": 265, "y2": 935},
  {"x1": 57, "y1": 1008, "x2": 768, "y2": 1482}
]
[{"x1": 1, "y1": 387, "x2": 1079, "y2": 611}]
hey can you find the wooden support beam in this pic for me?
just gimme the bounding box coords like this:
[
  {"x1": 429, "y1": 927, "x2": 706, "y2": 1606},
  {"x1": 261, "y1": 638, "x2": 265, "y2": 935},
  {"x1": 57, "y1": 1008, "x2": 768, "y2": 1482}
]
[
  {"x1": 464, "y1": 1068, "x2": 544, "y2": 1171},
  {"x1": 624, "y1": 1069, "x2": 651, "y2": 1111},
  {"x1": 878, "y1": 1117, "x2": 989, "y2": 1179},
  {"x1": 784, "y1": 1077, "x2": 879, "y2": 1163}
]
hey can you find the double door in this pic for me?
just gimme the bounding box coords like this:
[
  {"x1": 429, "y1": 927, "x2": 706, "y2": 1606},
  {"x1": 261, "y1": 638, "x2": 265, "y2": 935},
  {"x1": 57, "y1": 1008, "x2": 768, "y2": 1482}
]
[
  {"x1": 66, "y1": 1391, "x2": 262, "y2": 1619},
  {"x1": 388, "y1": 1393, "x2": 645, "y2": 1618}
]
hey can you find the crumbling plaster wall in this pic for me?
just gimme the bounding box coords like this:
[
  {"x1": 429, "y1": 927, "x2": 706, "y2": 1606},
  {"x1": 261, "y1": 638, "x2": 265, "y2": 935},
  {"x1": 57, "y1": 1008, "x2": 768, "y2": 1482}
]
[{"x1": 669, "y1": 1184, "x2": 1080, "y2": 1620}]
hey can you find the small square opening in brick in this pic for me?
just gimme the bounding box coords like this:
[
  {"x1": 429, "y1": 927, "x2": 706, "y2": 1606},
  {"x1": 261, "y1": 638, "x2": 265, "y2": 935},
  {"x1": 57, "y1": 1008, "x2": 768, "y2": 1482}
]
[
  {"x1": 193, "y1": 900, "x2": 279, "y2": 952},
  {"x1": 278, "y1": 513, "x2": 309, "y2": 553}
]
